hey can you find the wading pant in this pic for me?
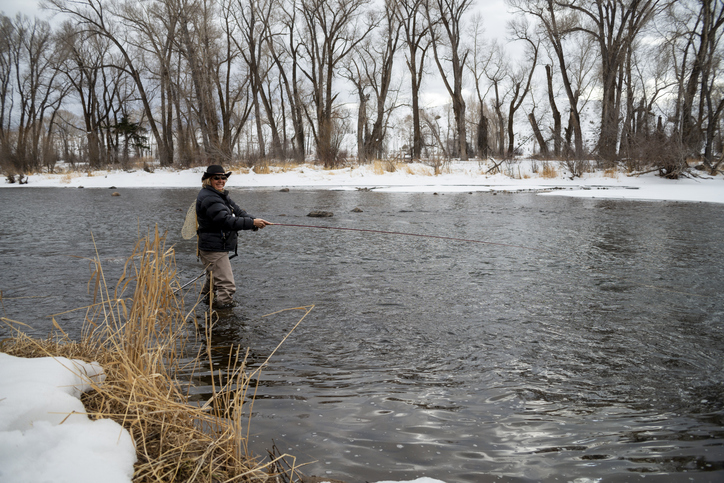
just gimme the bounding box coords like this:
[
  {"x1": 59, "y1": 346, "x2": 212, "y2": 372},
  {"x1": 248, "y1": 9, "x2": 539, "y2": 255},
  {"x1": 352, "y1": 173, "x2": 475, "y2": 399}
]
[{"x1": 199, "y1": 250, "x2": 236, "y2": 305}]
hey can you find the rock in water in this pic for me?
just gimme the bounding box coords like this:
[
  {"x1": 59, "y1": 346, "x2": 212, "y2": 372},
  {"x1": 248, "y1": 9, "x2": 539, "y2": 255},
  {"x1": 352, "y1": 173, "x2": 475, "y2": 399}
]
[{"x1": 307, "y1": 210, "x2": 333, "y2": 217}]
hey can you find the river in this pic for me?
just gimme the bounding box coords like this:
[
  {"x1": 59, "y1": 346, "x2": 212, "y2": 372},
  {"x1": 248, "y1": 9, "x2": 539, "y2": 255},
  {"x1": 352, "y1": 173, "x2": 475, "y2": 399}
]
[{"x1": 1, "y1": 187, "x2": 722, "y2": 482}]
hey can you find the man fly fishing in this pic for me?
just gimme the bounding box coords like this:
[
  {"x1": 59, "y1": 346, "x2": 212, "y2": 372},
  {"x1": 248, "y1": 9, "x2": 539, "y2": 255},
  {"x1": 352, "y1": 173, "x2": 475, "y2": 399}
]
[{"x1": 196, "y1": 165, "x2": 272, "y2": 310}]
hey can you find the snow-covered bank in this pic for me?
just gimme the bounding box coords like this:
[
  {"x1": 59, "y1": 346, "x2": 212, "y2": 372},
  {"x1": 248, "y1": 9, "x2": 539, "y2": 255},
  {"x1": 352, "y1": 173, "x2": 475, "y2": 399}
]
[
  {"x1": 0, "y1": 353, "x2": 136, "y2": 483},
  {"x1": 4, "y1": 160, "x2": 723, "y2": 204}
]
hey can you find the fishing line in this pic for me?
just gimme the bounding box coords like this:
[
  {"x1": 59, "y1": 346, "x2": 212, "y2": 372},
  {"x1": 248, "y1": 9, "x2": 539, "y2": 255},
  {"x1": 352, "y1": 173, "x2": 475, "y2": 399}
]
[
  {"x1": 271, "y1": 223, "x2": 554, "y2": 254},
  {"x1": 176, "y1": 216, "x2": 713, "y2": 299},
  {"x1": 269, "y1": 223, "x2": 712, "y2": 299},
  {"x1": 173, "y1": 222, "x2": 552, "y2": 298}
]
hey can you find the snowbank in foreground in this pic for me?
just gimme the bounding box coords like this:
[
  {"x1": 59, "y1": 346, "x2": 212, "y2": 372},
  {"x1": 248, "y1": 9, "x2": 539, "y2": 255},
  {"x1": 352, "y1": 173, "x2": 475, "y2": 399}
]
[
  {"x1": 0, "y1": 353, "x2": 136, "y2": 483},
  {"x1": 3, "y1": 160, "x2": 723, "y2": 204}
]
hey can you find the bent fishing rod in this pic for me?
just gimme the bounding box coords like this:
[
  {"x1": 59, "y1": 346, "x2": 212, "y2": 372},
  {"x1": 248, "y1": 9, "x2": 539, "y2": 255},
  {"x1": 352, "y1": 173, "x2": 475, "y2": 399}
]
[
  {"x1": 176, "y1": 222, "x2": 711, "y2": 299},
  {"x1": 174, "y1": 252, "x2": 237, "y2": 293},
  {"x1": 269, "y1": 222, "x2": 552, "y2": 253},
  {"x1": 270, "y1": 224, "x2": 714, "y2": 297},
  {"x1": 174, "y1": 223, "x2": 546, "y2": 294}
]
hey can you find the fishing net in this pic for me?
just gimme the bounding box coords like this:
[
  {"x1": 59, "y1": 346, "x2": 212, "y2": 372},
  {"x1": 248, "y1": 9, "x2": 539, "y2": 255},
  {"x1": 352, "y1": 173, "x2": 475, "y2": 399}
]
[{"x1": 181, "y1": 201, "x2": 197, "y2": 240}]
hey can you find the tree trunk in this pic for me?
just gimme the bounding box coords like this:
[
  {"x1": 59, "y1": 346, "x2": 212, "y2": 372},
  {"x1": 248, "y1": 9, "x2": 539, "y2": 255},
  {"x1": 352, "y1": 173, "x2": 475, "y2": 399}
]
[
  {"x1": 529, "y1": 112, "x2": 548, "y2": 157},
  {"x1": 545, "y1": 65, "x2": 561, "y2": 157},
  {"x1": 476, "y1": 109, "x2": 488, "y2": 158},
  {"x1": 357, "y1": 87, "x2": 367, "y2": 162}
]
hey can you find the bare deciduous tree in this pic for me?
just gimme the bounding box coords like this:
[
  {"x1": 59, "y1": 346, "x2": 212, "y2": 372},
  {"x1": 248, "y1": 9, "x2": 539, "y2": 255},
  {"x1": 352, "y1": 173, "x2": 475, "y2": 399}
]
[
  {"x1": 0, "y1": 15, "x2": 14, "y2": 159},
  {"x1": 344, "y1": 0, "x2": 401, "y2": 162},
  {"x1": 396, "y1": 0, "x2": 430, "y2": 160},
  {"x1": 544, "y1": 63, "x2": 561, "y2": 156},
  {"x1": 485, "y1": 41, "x2": 509, "y2": 157},
  {"x1": 297, "y1": 0, "x2": 374, "y2": 167},
  {"x1": 267, "y1": 0, "x2": 307, "y2": 162},
  {"x1": 508, "y1": 0, "x2": 586, "y2": 159},
  {"x1": 560, "y1": 0, "x2": 664, "y2": 163},
  {"x1": 466, "y1": 14, "x2": 494, "y2": 158},
  {"x1": 425, "y1": 0, "x2": 472, "y2": 160},
  {"x1": 230, "y1": 0, "x2": 283, "y2": 159},
  {"x1": 11, "y1": 15, "x2": 67, "y2": 172},
  {"x1": 619, "y1": 36, "x2": 677, "y2": 169},
  {"x1": 506, "y1": 17, "x2": 540, "y2": 157},
  {"x1": 673, "y1": 0, "x2": 724, "y2": 173},
  {"x1": 56, "y1": 22, "x2": 115, "y2": 168},
  {"x1": 45, "y1": 0, "x2": 176, "y2": 165}
]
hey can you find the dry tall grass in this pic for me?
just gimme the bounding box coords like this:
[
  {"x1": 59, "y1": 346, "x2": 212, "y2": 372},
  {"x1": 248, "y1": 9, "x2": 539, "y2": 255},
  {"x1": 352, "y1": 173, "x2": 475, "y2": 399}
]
[
  {"x1": 252, "y1": 162, "x2": 273, "y2": 174},
  {"x1": 540, "y1": 162, "x2": 558, "y2": 179},
  {"x1": 603, "y1": 167, "x2": 618, "y2": 178},
  {"x1": 1, "y1": 228, "x2": 306, "y2": 482},
  {"x1": 60, "y1": 172, "x2": 78, "y2": 184},
  {"x1": 403, "y1": 163, "x2": 433, "y2": 176},
  {"x1": 371, "y1": 159, "x2": 400, "y2": 174}
]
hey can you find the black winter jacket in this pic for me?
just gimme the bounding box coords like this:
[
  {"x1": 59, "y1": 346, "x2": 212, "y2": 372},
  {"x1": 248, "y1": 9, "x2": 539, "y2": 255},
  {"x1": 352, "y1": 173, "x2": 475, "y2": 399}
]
[{"x1": 196, "y1": 186, "x2": 256, "y2": 252}]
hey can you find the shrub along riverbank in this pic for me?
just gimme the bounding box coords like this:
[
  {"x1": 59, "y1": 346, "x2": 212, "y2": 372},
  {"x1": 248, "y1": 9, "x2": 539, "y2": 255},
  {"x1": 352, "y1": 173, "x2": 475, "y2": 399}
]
[{"x1": 1, "y1": 229, "x2": 310, "y2": 482}]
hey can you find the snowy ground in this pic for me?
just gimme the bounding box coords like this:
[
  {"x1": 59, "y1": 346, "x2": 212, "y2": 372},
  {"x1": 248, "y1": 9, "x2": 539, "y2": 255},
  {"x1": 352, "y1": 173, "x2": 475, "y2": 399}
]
[
  {"x1": 3, "y1": 159, "x2": 723, "y2": 204},
  {"x1": 1, "y1": 160, "x2": 722, "y2": 483},
  {"x1": 0, "y1": 353, "x2": 136, "y2": 483}
]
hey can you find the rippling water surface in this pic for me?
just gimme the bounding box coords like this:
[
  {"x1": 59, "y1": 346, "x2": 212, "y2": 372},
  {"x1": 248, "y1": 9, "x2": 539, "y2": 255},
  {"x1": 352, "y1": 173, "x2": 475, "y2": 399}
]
[{"x1": 1, "y1": 187, "x2": 723, "y2": 481}]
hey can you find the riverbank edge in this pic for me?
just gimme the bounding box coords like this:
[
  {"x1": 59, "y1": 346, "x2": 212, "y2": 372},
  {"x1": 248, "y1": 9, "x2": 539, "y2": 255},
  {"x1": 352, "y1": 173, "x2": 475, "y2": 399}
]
[
  {"x1": 1, "y1": 159, "x2": 719, "y2": 188},
  {"x1": 4, "y1": 160, "x2": 723, "y2": 205}
]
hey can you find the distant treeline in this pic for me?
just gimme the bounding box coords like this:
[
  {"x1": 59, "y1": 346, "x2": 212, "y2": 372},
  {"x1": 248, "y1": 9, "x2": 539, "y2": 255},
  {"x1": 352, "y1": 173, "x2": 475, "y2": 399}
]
[{"x1": 0, "y1": 0, "x2": 722, "y2": 178}]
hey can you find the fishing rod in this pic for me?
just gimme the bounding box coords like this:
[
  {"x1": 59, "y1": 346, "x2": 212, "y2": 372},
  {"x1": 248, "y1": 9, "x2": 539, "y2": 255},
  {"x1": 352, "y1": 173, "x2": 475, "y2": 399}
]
[
  {"x1": 175, "y1": 222, "x2": 711, "y2": 299},
  {"x1": 270, "y1": 223, "x2": 553, "y2": 254},
  {"x1": 270, "y1": 223, "x2": 711, "y2": 298},
  {"x1": 173, "y1": 253, "x2": 237, "y2": 294},
  {"x1": 174, "y1": 223, "x2": 548, "y2": 295}
]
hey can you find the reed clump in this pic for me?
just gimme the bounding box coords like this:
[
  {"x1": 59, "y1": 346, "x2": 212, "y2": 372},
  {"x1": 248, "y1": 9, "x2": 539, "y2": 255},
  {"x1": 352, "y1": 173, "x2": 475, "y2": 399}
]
[
  {"x1": 540, "y1": 162, "x2": 558, "y2": 179},
  {"x1": 60, "y1": 172, "x2": 79, "y2": 184},
  {"x1": 253, "y1": 161, "x2": 273, "y2": 174},
  {"x1": 1, "y1": 228, "x2": 302, "y2": 482},
  {"x1": 603, "y1": 167, "x2": 618, "y2": 178}
]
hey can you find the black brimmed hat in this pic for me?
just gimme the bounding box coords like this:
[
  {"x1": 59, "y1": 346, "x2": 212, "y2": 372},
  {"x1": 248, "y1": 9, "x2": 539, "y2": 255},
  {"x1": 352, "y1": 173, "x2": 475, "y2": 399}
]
[{"x1": 202, "y1": 165, "x2": 232, "y2": 180}]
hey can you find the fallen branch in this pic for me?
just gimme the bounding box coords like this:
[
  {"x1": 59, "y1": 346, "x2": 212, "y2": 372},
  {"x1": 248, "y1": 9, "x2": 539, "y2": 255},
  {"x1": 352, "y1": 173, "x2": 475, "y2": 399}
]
[
  {"x1": 486, "y1": 157, "x2": 505, "y2": 174},
  {"x1": 626, "y1": 167, "x2": 661, "y2": 177}
]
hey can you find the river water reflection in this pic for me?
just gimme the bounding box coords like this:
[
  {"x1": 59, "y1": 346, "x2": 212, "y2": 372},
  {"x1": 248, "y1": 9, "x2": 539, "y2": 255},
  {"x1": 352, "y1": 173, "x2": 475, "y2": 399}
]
[{"x1": 1, "y1": 187, "x2": 723, "y2": 481}]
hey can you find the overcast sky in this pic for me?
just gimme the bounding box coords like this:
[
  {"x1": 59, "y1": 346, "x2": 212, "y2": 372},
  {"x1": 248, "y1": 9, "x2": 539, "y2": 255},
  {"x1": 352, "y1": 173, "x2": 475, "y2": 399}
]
[
  {"x1": 2, "y1": 0, "x2": 41, "y2": 18},
  {"x1": 2, "y1": 0, "x2": 513, "y2": 39}
]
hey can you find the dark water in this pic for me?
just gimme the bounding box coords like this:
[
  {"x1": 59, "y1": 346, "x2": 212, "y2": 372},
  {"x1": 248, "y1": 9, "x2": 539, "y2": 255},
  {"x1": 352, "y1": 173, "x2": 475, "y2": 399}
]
[{"x1": 1, "y1": 187, "x2": 723, "y2": 482}]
